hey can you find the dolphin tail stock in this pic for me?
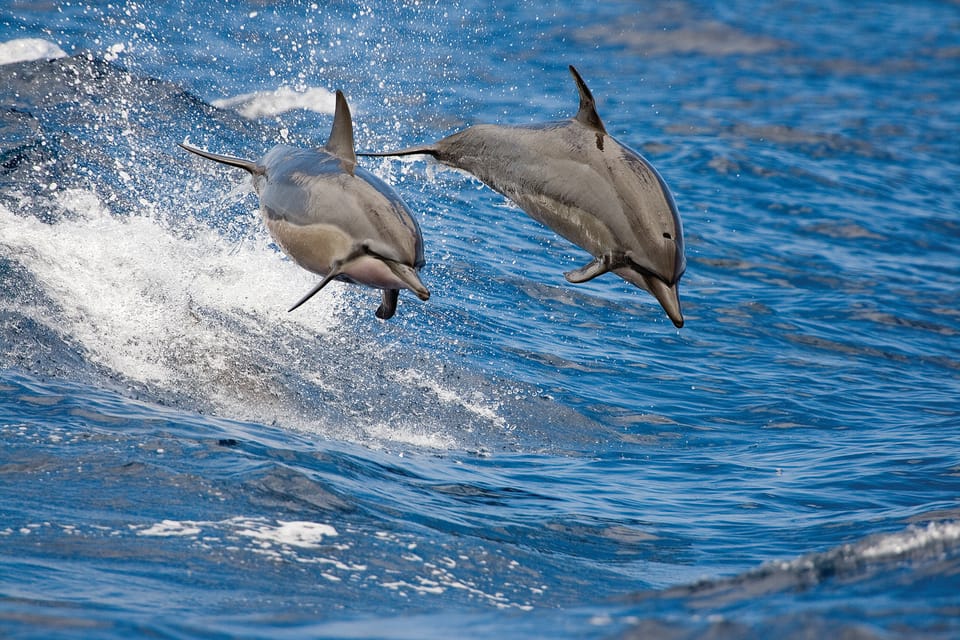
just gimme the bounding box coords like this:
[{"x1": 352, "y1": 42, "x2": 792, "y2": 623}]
[
  {"x1": 177, "y1": 142, "x2": 264, "y2": 176},
  {"x1": 356, "y1": 144, "x2": 440, "y2": 159},
  {"x1": 568, "y1": 65, "x2": 607, "y2": 135}
]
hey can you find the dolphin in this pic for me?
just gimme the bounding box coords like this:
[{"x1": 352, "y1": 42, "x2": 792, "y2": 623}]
[
  {"x1": 179, "y1": 91, "x2": 429, "y2": 320},
  {"x1": 361, "y1": 66, "x2": 686, "y2": 327}
]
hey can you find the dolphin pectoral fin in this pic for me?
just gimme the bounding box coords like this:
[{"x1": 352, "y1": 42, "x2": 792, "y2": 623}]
[
  {"x1": 564, "y1": 254, "x2": 616, "y2": 283},
  {"x1": 376, "y1": 289, "x2": 399, "y2": 320},
  {"x1": 569, "y1": 66, "x2": 607, "y2": 135},
  {"x1": 178, "y1": 142, "x2": 264, "y2": 176},
  {"x1": 384, "y1": 261, "x2": 430, "y2": 301},
  {"x1": 325, "y1": 90, "x2": 357, "y2": 175},
  {"x1": 356, "y1": 145, "x2": 440, "y2": 159},
  {"x1": 287, "y1": 269, "x2": 342, "y2": 313},
  {"x1": 287, "y1": 241, "x2": 376, "y2": 312}
]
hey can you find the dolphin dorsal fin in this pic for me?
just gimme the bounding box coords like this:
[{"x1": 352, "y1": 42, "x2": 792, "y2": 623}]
[
  {"x1": 325, "y1": 90, "x2": 357, "y2": 175},
  {"x1": 569, "y1": 65, "x2": 607, "y2": 135}
]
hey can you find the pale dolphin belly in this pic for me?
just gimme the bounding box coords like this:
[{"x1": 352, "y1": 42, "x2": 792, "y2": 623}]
[
  {"x1": 265, "y1": 217, "x2": 352, "y2": 276},
  {"x1": 265, "y1": 218, "x2": 421, "y2": 291}
]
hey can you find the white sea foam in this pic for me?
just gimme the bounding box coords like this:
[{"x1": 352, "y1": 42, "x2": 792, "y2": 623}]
[
  {"x1": 212, "y1": 86, "x2": 337, "y2": 119},
  {"x1": 1, "y1": 186, "x2": 513, "y2": 451},
  {"x1": 361, "y1": 420, "x2": 458, "y2": 451},
  {"x1": 0, "y1": 190, "x2": 342, "y2": 401},
  {"x1": 128, "y1": 517, "x2": 535, "y2": 608},
  {"x1": 135, "y1": 517, "x2": 337, "y2": 548},
  {"x1": 137, "y1": 519, "x2": 202, "y2": 537},
  {"x1": 233, "y1": 519, "x2": 338, "y2": 548},
  {"x1": 390, "y1": 368, "x2": 510, "y2": 431},
  {"x1": 0, "y1": 38, "x2": 67, "y2": 65}
]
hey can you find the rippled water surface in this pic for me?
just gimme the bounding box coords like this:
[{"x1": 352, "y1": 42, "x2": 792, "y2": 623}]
[{"x1": 1, "y1": 1, "x2": 959, "y2": 638}]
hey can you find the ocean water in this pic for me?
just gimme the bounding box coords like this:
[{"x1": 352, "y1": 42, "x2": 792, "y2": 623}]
[{"x1": 1, "y1": 1, "x2": 958, "y2": 638}]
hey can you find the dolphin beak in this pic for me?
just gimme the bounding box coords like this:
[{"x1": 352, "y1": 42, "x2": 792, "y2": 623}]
[
  {"x1": 613, "y1": 267, "x2": 685, "y2": 328},
  {"x1": 384, "y1": 262, "x2": 431, "y2": 301},
  {"x1": 645, "y1": 276, "x2": 684, "y2": 328}
]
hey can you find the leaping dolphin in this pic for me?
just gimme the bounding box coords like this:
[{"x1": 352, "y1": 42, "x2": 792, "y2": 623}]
[
  {"x1": 179, "y1": 91, "x2": 429, "y2": 320},
  {"x1": 361, "y1": 66, "x2": 686, "y2": 327}
]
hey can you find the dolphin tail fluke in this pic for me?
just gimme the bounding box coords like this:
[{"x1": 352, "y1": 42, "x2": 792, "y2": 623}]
[
  {"x1": 376, "y1": 289, "x2": 400, "y2": 320},
  {"x1": 569, "y1": 66, "x2": 607, "y2": 134},
  {"x1": 564, "y1": 254, "x2": 616, "y2": 283},
  {"x1": 357, "y1": 145, "x2": 440, "y2": 159},
  {"x1": 178, "y1": 142, "x2": 264, "y2": 176}
]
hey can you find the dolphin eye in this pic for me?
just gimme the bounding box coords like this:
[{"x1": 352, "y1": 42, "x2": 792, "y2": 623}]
[{"x1": 663, "y1": 232, "x2": 672, "y2": 239}]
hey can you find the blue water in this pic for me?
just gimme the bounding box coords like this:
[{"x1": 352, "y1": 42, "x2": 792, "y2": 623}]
[{"x1": 1, "y1": 1, "x2": 959, "y2": 638}]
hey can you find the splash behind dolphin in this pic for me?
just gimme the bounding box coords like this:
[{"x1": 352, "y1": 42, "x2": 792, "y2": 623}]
[
  {"x1": 180, "y1": 91, "x2": 429, "y2": 320},
  {"x1": 362, "y1": 66, "x2": 685, "y2": 327}
]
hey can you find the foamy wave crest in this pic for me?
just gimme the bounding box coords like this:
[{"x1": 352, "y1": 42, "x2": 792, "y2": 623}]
[
  {"x1": 656, "y1": 519, "x2": 960, "y2": 604},
  {"x1": 0, "y1": 38, "x2": 67, "y2": 66},
  {"x1": 769, "y1": 520, "x2": 960, "y2": 575},
  {"x1": 0, "y1": 190, "x2": 523, "y2": 451},
  {"x1": 212, "y1": 86, "x2": 337, "y2": 119},
  {"x1": 0, "y1": 48, "x2": 534, "y2": 454},
  {"x1": 845, "y1": 520, "x2": 960, "y2": 562},
  {"x1": 390, "y1": 367, "x2": 510, "y2": 432},
  {"x1": 0, "y1": 189, "x2": 344, "y2": 418}
]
